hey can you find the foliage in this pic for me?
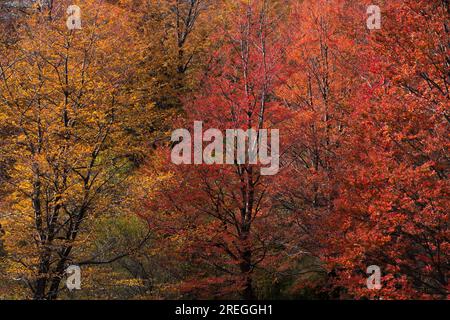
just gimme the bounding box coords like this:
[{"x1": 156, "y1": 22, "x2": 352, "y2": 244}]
[{"x1": 0, "y1": 0, "x2": 448, "y2": 300}]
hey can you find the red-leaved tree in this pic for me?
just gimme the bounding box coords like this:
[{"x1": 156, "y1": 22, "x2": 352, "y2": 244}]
[{"x1": 140, "y1": 0, "x2": 291, "y2": 299}]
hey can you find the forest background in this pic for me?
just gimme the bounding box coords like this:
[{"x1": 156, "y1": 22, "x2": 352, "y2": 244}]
[{"x1": 0, "y1": 0, "x2": 448, "y2": 300}]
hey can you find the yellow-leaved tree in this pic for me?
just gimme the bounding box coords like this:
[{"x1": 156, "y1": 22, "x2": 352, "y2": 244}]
[{"x1": 0, "y1": 0, "x2": 145, "y2": 299}]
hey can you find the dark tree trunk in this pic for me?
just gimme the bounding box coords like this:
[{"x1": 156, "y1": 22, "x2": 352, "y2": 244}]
[{"x1": 239, "y1": 247, "x2": 255, "y2": 300}]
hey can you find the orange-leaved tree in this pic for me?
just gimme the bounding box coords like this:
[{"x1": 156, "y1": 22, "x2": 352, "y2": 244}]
[{"x1": 0, "y1": 0, "x2": 144, "y2": 299}]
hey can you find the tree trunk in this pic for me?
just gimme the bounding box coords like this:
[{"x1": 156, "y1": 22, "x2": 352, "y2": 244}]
[{"x1": 239, "y1": 247, "x2": 255, "y2": 300}]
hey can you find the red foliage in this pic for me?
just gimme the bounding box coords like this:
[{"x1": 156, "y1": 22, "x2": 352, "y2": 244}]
[
  {"x1": 141, "y1": 0, "x2": 291, "y2": 299},
  {"x1": 140, "y1": 0, "x2": 449, "y2": 299},
  {"x1": 321, "y1": 0, "x2": 449, "y2": 299}
]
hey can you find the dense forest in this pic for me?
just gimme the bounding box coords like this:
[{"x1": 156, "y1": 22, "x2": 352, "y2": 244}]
[{"x1": 0, "y1": 0, "x2": 448, "y2": 300}]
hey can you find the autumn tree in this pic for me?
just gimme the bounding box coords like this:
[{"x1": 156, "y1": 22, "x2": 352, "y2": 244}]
[
  {"x1": 322, "y1": 0, "x2": 449, "y2": 299},
  {"x1": 123, "y1": 0, "x2": 218, "y2": 152},
  {"x1": 271, "y1": 0, "x2": 365, "y2": 295},
  {"x1": 140, "y1": 0, "x2": 291, "y2": 299},
  {"x1": 0, "y1": 0, "x2": 147, "y2": 299}
]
